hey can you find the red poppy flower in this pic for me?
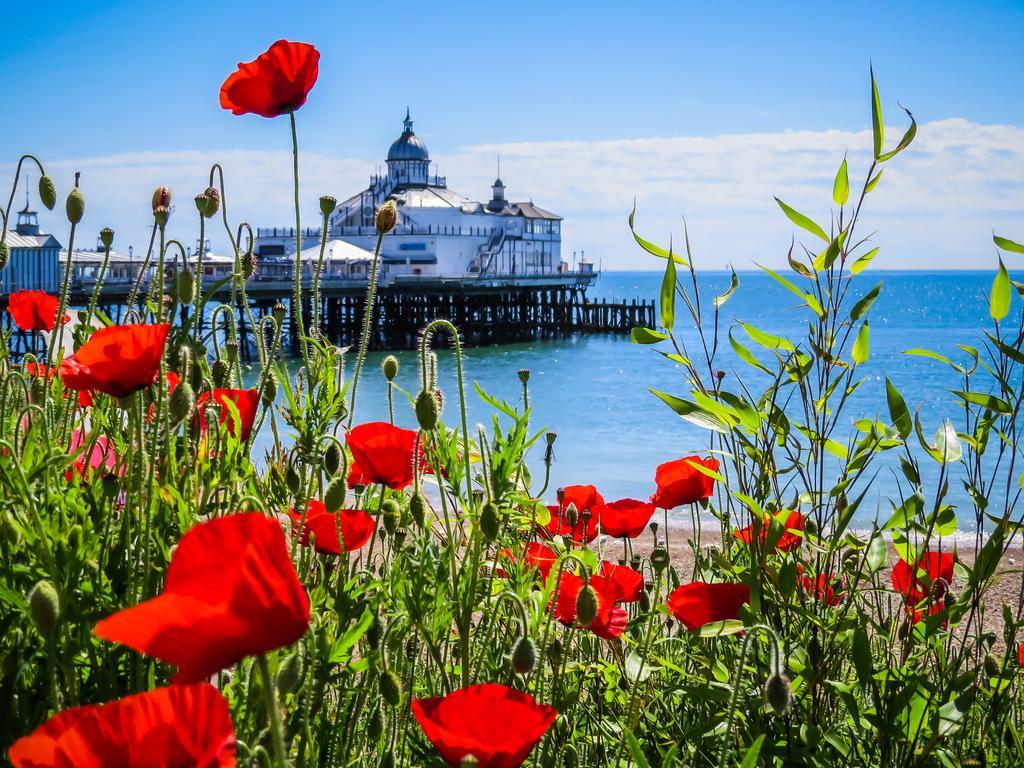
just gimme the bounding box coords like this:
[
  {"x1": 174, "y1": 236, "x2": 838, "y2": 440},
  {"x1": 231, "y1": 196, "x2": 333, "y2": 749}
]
[
  {"x1": 908, "y1": 599, "x2": 948, "y2": 626},
  {"x1": 347, "y1": 422, "x2": 421, "y2": 490},
  {"x1": 59, "y1": 323, "x2": 170, "y2": 398},
  {"x1": 598, "y1": 561, "x2": 644, "y2": 603},
  {"x1": 891, "y1": 550, "x2": 954, "y2": 605},
  {"x1": 7, "y1": 290, "x2": 67, "y2": 332},
  {"x1": 552, "y1": 572, "x2": 628, "y2": 640},
  {"x1": 798, "y1": 572, "x2": 842, "y2": 607},
  {"x1": 539, "y1": 485, "x2": 605, "y2": 542},
  {"x1": 1019, "y1": 642, "x2": 1024, "y2": 668},
  {"x1": 412, "y1": 683, "x2": 556, "y2": 768},
  {"x1": 666, "y1": 582, "x2": 750, "y2": 631},
  {"x1": 197, "y1": 388, "x2": 260, "y2": 442},
  {"x1": 95, "y1": 512, "x2": 310, "y2": 683},
  {"x1": 8, "y1": 683, "x2": 236, "y2": 768},
  {"x1": 734, "y1": 511, "x2": 805, "y2": 553},
  {"x1": 596, "y1": 498, "x2": 656, "y2": 538},
  {"x1": 24, "y1": 362, "x2": 56, "y2": 379},
  {"x1": 287, "y1": 500, "x2": 375, "y2": 554},
  {"x1": 220, "y1": 40, "x2": 320, "y2": 118},
  {"x1": 66, "y1": 429, "x2": 121, "y2": 481},
  {"x1": 650, "y1": 456, "x2": 718, "y2": 509},
  {"x1": 498, "y1": 542, "x2": 558, "y2": 580}
]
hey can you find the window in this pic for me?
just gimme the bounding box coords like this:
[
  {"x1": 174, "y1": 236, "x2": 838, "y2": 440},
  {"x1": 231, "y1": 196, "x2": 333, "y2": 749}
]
[
  {"x1": 259, "y1": 245, "x2": 285, "y2": 256},
  {"x1": 399, "y1": 242, "x2": 427, "y2": 251}
]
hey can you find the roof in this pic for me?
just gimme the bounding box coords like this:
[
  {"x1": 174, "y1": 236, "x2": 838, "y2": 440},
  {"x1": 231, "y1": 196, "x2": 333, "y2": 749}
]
[
  {"x1": 387, "y1": 112, "x2": 430, "y2": 162},
  {"x1": 513, "y1": 202, "x2": 562, "y2": 221},
  {"x1": 392, "y1": 187, "x2": 479, "y2": 210},
  {"x1": 6, "y1": 231, "x2": 61, "y2": 249},
  {"x1": 322, "y1": 239, "x2": 373, "y2": 261}
]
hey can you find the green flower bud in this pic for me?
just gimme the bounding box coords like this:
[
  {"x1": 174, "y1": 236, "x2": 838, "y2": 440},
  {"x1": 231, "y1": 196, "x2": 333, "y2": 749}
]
[
  {"x1": 224, "y1": 341, "x2": 238, "y2": 364},
  {"x1": 28, "y1": 580, "x2": 60, "y2": 635},
  {"x1": 517, "y1": 368, "x2": 530, "y2": 384},
  {"x1": 460, "y1": 756, "x2": 479, "y2": 768},
  {"x1": 38, "y1": 175, "x2": 57, "y2": 211},
  {"x1": 169, "y1": 380, "x2": 196, "y2": 423},
  {"x1": 480, "y1": 501, "x2": 500, "y2": 541},
  {"x1": 415, "y1": 389, "x2": 439, "y2": 431},
  {"x1": 575, "y1": 583, "x2": 599, "y2": 627},
  {"x1": 565, "y1": 503, "x2": 578, "y2": 529},
  {"x1": 410, "y1": 492, "x2": 427, "y2": 528},
  {"x1": 66, "y1": 188, "x2": 85, "y2": 225},
  {"x1": 984, "y1": 653, "x2": 1002, "y2": 677},
  {"x1": 379, "y1": 669, "x2": 402, "y2": 707},
  {"x1": 201, "y1": 187, "x2": 220, "y2": 218},
  {"x1": 639, "y1": 589, "x2": 651, "y2": 612},
  {"x1": 381, "y1": 355, "x2": 399, "y2": 382},
  {"x1": 276, "y1": 651, "x2": 303, "y2": 694},
  {"x1": 319, "y1": 195, "x2": 338, "y2": 217},
  {"x1": 241, "y1": 251, "x2": 257, "y2": 280},
  {"x1": 152, "y1": 186, "x2": 172, "y2": 212},
  {"x1": 273, "y1": 302, "x2": 287, "y2": 323},
  {"x1": 176, "y1": 270, "x2": 194, "y2": 305},
  {"x1": 367, "y1": 707, "x2": 384, "y2": 741},
  {"x1": 286, "y1": 461, "x2": 302, "y2": 495},
  {"x1": 211, "y1": 358, "x2": 230, "y2": 388},
  {"x1": 324, "y1": 443, "x2": 343, "y2": 476},
  {"x1": 511, "y1": 636, "x2": 537, "y2": 675},
  {"x1": 651, "y1": 547, "x2": 670, "y2": 573},
  {"x1": 324, "y1": 476, "x2": 347, "y2": 513},
  {"x1": 262, "y1": 371, "x2": 278, "y2": 406},
  {"x1": 30, "y1": 376, "x2": 46, "y2": 405},
  {"x1": 383, "y1": 509, "x2": 399, "y2": 535},
  {"x1": 99, "y1": 227, "x2": 114, "y2": 249},
  {"x1": 67, "y1": 524, "x2": 82, "y2": 554},
  {"x1": 764, "y1": 673, "x2": 792, "y2": 716},
  {"x1": 375, "y1": 200, "x2": 398, "y2": 235}
]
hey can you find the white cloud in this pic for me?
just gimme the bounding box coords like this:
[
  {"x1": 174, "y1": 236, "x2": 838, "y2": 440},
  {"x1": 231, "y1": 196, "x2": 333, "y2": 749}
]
[{"x1": 6, "y1": 118, "x2": 1023, "y2": 269}]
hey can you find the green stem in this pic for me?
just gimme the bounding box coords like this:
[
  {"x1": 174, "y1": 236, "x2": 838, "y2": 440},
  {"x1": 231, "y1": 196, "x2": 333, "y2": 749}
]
[
  {"x1": 347, "y1": 230, "x2": 386, "y2": 428},
  {"x1": 258, "y1": 654, "x2": 288, "y2": 768},
  {"x1": 290, "y1": 111, "x2": 307, "y2": 365}
]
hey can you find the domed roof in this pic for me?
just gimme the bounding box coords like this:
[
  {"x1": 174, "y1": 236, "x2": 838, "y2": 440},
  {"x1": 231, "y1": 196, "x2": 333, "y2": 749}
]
[{"x1": 387, "y1": 109, "x2": 429, "y2": 162}]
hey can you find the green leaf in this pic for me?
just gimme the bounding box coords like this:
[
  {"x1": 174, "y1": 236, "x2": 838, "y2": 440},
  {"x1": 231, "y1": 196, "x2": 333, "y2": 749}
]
[
  {"x1": 852, "y1": 321, "x2": 870, "y2": 364},
  {"x1": 850, "y1": 246, "x2": 880, "y2": 275},
  {"x1": 833, "y1": 157, "x2": 850, "y2": 206},
  {"x1": 950, "y1": 390, "x2": 1013, "y2": 415},
  {"x1": 623, "y1": 729, "x2": 652, "y2": 768},
  {"x1": 990, "y1": 258, "x2": 1011, "y2": 321},
  {"x1": 870, "y1": 65, "x2": 884, "y2": 160},
  {"x1": 739, "y1": 735, "x2": 766, "y2": 768},
  {"x1": 865, "y1": 168, "x2": 884, "y2": 194},
  {"x1": 934, "y1": 420, "x2": 963, "y2": 464},
  {"x1": 649, "y1": 389, "x2": 728, "y2": 433},
  {"x1": 850, "y1": 282, "x2": 882, "y2": 320},
  {"x1": 628, "y1": 202, "x2": 687, "y2": 264},
  {"x1": 994, "y1": 235, "x2": 1024, "y2": 255},
  {"x1": 660, "y1": 245, "x2": 676, "y2": 331},
  {"x1": 329, "y1": 608, "x2": 374, "y2": 663},
  {"x1": 866, "y1": 531, "x2": 888, "y2": 573},
  {"x1": 729, "y1": 329, "x2": 771, "y2": 373},
  {"x1": 630, "y1": 327, "x2": 668, "y2": 345},
  {"x1": 713, "y1": 267, "x2": 739, "y2": 308},
  {"x1": 741, "y1": 322, "x2": 796, "y2": 352},
  {"x1": 698, "y1": 619, "x2": 745, "y2": 637},
  {"x1": 877, "y1": 104, "x2": 917, "y2": 162},
  {"x1": 885, "y1": 377, "x2": 912, "y2": 439},
  {"x1": 814, "y1": 230, "x2": 847, "y2": 271},
  {"x1": 759, "y1": 263, "x2": 824, "y2": 316},
  {"x1": 852, "y1": 627, "x2": 873, "y2": 687},
  {"x1": 775, "y1": 197, "x2": 829, "y2": 242}
]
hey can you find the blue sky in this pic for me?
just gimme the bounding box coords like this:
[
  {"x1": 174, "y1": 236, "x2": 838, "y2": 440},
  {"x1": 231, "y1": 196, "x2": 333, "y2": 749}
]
[{"x1": 2, "y1": 0, "x2": 1023, "y2": 268}]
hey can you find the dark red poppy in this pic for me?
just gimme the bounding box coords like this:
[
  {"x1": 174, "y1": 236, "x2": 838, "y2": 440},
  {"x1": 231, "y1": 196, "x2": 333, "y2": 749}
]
[
  {"x1": 95, "y1": 512, "x2": 310, "y2": 683},
  {"x1": 66, "y1": 428, "x2": 120, "y2": 481},
  {"x1": 650, "y1": 456, "x2": 718, "y2": 509},
  {"x1": 220, "y1": 40, "x2": 320, "y2": 118},
  {"x1": 287, "y1": 500, "x2": 374, "y2": 554},
  {"x1": 891, "y1": 550, "x2": 954, "y2": 605},
  {"x1": 552, "y1": 572, "x2": 627, "y2": 640},
  {"x1": 412, "y1": 683, "x2": 556, "y2": 768},
  {"x1": 665, "y1": 582, "x2": 749, "y2": 631},
  {"x1": 7, "y1": 290, "x2": 67, "y2": 332},
  {"x1": 539, "y1": 485, "x2": 605, "y2": 543},
  {"x1": 734, "y1": 511, "x2": 805, "y2": 553},
  {"x1": 347, "y1": 421, "x2": 421, "y2": 490},
  {"x1": 8, "y1": 683, "x2": 236, "y2": 767},
  {"x1": 598, "y1": 561, "x2": 644, "y2": 603},
  {"x1": 909, "y1": 599, "x2": 948, "y2": 626},
  {"x1": 59, "y1": 323, "x2": 170, "y2": 399},
  {"x1": 1019, "y1": 642, "x2": 1024, "y2": 668},
  {"x1": 596, "y1": 498, "x2": 656, "y2": 538},
  {"x1": 798, "y1": 572, "x2": 842, "y2": 607},
  {"x1": 498, "y1": 542, "x2": 558, "y2": 581},
  {"x1": 197, "y1": 388, "x2": 260, "y2": 443}
]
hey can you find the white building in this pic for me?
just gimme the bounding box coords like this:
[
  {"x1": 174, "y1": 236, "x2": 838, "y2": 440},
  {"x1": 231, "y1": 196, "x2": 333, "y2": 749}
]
[
  {"x1": 2, "y1": 201, "x2": 61, "y2": 293},
  {"x1": 256, "y1": 111, "x2": 565, "y2": 281}
]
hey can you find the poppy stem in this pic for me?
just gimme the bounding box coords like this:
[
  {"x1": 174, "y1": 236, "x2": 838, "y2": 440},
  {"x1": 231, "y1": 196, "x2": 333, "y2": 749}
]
[
  {"x1": 257, "y1": 653, "x2": 289, "y2": 768},
  {"x1": 289, "y1": 111, "x2": 308, "y2": 367},
  {"x1": 347, "y1": 229, "x2": 386, "y2": 429}
]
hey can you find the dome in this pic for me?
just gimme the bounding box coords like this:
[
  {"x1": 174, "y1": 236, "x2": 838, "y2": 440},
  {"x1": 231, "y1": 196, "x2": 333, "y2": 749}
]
[{"x1": 387, "y1": 109, "x2": 429, "y2": 162}]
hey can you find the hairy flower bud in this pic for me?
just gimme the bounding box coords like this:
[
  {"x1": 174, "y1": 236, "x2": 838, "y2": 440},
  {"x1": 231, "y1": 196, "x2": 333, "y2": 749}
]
[
  {"x1": 319, "y1": 195, "x2": 337, "y2": 217},
  {"x1": 651, "y1": 546, "x2": 670, "y2": 572},
  {"x1": 153, "y1": 206, "x2": 170, "y2": 227},
  {"x1": 240, "y1": 250, "x2": 257, "y2": 280},
  {"x1": 367, "y1": 708, "x2": 384, "y2": 741},
  {"x1": 35, "y1": 175, "x2": 56, "y2": 211},
  {"x1": 517, "y1": 368, "x2": 530, "y2": 384},
  {"x1": 415, "y1": 389, "x2": 439, "y2": 431},
  {"x1": 324, "y1": 442, "x2": 343, "y2": 476},
  {"x1": 28, "y1": 580, "x2": 60, "y2": 635},
  {"x1": 286, "y1": 461, "x2": 302, "y2": 495},
  {"x1": 169, "y1": 380, "x2": 196, "y2": 423},
  {"x1": 375, "y1": 200, "x2": 398, "y2": 235},
  {"x1": 200, "y1": 186, "x2": 220, "y2": 218},
  {"x1": 211, "y1": 358, "x2": 230, "y2": 388},
  {"x1": 410, "y1": 492, "x2": 427, "y2": 528},
  {"x1": 379, "y1": 669, "x2": 402, "y2": 707},
  {"x1": 66, "y1": 187, "x2": 85, "y2": 225},
  {"x1": 511, "y1": 636, "x2": 537, "y2": 675},
  {"x1": 176, "y1": 270, "x2": 194, "y2": 305},
  {"x1": 276, "y1": 651, "x2": 303, "y2": 695},
  {"x1": 324, "y1": 476, "x2": 347, "y2": 513},
  {"x1": 480, "y1": 502, "x2": 500, "y2": 541},
  {"x1": 152, "y1": 186, "x2": 172, "y2": 213},
  {"x1": 565, "y1": 503, "x2": 578, "y2": 529},
  {"x1": 764, "y1": 673, "x2": 792, "y2": 716},
  {"x1": 262, "y1": 371, "x2": 278, "y2": 406},
  {"x1": 99, "y1": 227, "x2": 114, "y2": 249},
  {"x1": 575, "y1": 583, "x2": 599, "y2": 627},
  {"x1": 381, "y1": 355, "x2": 399, "y2": 382}
]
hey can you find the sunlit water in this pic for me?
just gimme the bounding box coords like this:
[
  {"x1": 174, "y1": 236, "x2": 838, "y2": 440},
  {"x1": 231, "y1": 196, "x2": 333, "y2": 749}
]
[{"x1": 246, "y1": 270, "x2": 1011, "y2": 531}]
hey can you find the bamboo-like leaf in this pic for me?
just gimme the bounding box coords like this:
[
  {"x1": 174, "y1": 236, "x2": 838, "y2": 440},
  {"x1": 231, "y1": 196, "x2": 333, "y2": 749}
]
[
  {"x1": 774, "y1": 197, "x2": 829, "y2": 242},
  {"x1": 649, "y1": 389, "x2": 728, "y2": 433},
  {"x1": 713, "y1": 268, "x2": 740, "y2": 308},
  {"x1": 729, "y1": 329, "x2": 771, "y2": 373},
  {"x1": 852, "y1": 321, "x2": 870, "y2": 364},
  {"x1": 630, "y1": 327, "x2": 668, "y2": 345},
  {"x1": 759, "y1": 263, "x2": 824, "y2": 316},
  {"x1": 850, "y1": 247, "x2": 880, "y2": 275},
  {"x1": 660, "y1": 245, "x2": 676, "y2": 331},
  {"x1": 850, "y1": 282, "x2": 882, "y2": 320},
  {"x1": 739, "y1": 735, "x2": 766, "y2": 768},
  {"x1": 877, "y1": 104, "x2": 917, "y2": 162},
  {"x1": 741, "y1": 322, "x2": 796, "y2": 352},
  {"x1": 885, "y1": 377, "x2": 912, "y2": 439},
  {"x1": 865, "y1": 168, "x2": 885, "y2": 194},
  {"x1": 994, "y1": 235, "x2": 1024, "y2": 255},
  {"x1": 870, "y1": 65, "x2": 884, "y2": 160},
  {"x1": 814, "y1": 231, "x2": 847, "y2": 271},
  {"x1": 833, "y1": 157, "x2": 850, "y2": 206},
  {"x1": 990, "y1": 258, "x2": 1011, "y2": 321},
  {"x1": 951, "y1": 390, "x2": 1013, "y2": 415},
  {"x1": 628, "y1": 202, "x2": 687, "y2": 264}
]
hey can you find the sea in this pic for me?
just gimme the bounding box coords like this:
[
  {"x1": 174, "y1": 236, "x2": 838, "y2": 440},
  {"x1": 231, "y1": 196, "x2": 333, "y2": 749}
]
[{"x1": 249, "y1": 270, "x2": 1015, "y2": 532}]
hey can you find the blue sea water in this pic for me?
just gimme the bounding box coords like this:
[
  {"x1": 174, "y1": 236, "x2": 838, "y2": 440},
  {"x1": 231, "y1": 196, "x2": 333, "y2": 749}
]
[{"x1": 250, "y1": 270, "x2": 1010, "y2": 530}]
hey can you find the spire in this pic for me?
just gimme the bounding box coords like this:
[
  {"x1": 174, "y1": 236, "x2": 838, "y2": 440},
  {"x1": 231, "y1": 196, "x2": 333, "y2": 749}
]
[{"x1": 403, "y1": 107, "x2": 413, "y2": 133}]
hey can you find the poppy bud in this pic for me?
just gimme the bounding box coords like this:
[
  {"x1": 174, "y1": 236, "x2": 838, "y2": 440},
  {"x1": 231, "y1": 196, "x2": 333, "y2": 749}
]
[
  {"x1": 263, "y1": 371, "x2": 278, "y2": 406},
  {"x1": 99, "y1": 227, "x2": 114, "y2": 249},
  {"x1": 365, "y1": 615, "x2": 381, "y2": 650},
  {"x1": 576, "y1": 583, "x2": 599, "y2": 627},
  {"x1": 517, "y1": 368, "x2": 530, "y2": 384},
  {"x1": 415, "y1": 389, "x2": 439, "y2": 431},
  {"x1": 66, "y1": 188, "x2": 85, "y2": 225},
  {"x1": 241, "y1": 251, "x2": 257, "y2": 280},
  {"x1": 379, "y1": 669, "x2": 402, "y2": 707},
  {"x1": 480, "y1": 502, "x2": 500, "y2": 541},
  {"x1": 225, "y1": 341, "x2": 238, "y2": 363},
  {"x1": 201, "y1": 186, "x2": 220, "y2": 218},
  {"x1": 176, "y1": 270, "x2": 194, "y2": 305},
  {"x1": 375, "y1": 200, "x2": 398, "y2": 235},
  {"x1": 651, "y1": 546, "x2": 670, "y2": 572},
  {"x1": 319, "y1": 195, "x2": 337, "y2": 217},
  {"x1": 28, "y1": 580, "x2": 60, "y2": 635},
  {"x1": 547, "y1": 637, "x2": 562, "y2": 663},
  {"x1": 382, "y1": 355, "x2": 399, "y2": 382},
  {"x1": 286, "y1": 462, "x2": 302, "y2": 495},
  {"x1": 169, "y1": 381, "x2": 195, "y2": 422},
  {"x1": 556, "y1": 487, "x2": 565, "y2": 505},
  {"x1": 393, "y1": 527, "x2": 408, "y2": 548},
  {"x1": 273, "y1": 302, "x2": 287, "y2": 323},
  {"x1": 565, "y1": 503, "x2": 578, "y2": 529},
  {"x1": 211, "y1": 358, "x2": 230, "y2": 388},
  {"x1": 763, "y1": 673, "x2": 792, "y2": 716},
  {"x1": 0, "y1": 241, "x2": 9, "y2": 271},
  {"x1": 324, "y1": 476, "x2": 347, "y2": 513},
  {"x1": 276, "y1": 651, "x2": 303, "y2": 694},
  {"x1": 153, "y1": 206, "x2": 170, "y2": 227},
  {"x1": 30, "y1": 377, "x2": 46, "y2": 405},
  {"x1": 383, "y1": 508, "x2": 399, "y2": 535},
  {"x1": 367, "y1": 707, "x2": 383, "y2": 741},
  {"x1": 324, "y1": 443, "x2": 342, "y2": 476},
  {"x1": 410, "y1": 492, "x2": 427, "y2": 528},
  {"x1": 511, "y1": 635, "x2": 537, "y2": 675},
  {"x1": 152, "y1": 186, "x2": 172, "y2": 212},
  {"x1": 639, "y1": 589, "x2": 651, "y2": 612},
  {"x1": 38, "y1": 175, "x2": 57, "y2": 210},
  {"x1": 984, "y1": 653, "x2": 1001, "y2": 677},
  {"x1": 546, "y1": 431, "x2": 557, "y2": 447}
]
